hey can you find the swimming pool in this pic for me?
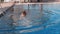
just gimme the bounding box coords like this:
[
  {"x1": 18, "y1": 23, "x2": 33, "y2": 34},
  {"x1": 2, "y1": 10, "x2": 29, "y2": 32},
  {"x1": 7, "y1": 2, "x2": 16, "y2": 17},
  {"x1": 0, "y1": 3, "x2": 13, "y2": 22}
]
[{"x1": 0, "y1": 4, "x2": 60, "y2": 34}]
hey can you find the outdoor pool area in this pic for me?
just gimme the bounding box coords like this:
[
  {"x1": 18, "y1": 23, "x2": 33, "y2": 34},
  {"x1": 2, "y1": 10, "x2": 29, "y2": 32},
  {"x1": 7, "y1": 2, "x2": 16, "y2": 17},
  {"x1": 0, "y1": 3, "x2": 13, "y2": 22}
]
[
  {"x1": 17, "y1": 4, "x2": 60, "y2": 34},
  {"x1": 0, "y1": 3, "x2": 60, "y2": 34}
]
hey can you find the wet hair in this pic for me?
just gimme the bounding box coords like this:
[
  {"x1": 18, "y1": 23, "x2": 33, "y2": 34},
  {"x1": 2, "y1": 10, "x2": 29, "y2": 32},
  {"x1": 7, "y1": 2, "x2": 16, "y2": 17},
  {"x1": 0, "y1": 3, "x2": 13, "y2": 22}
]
[{"x1": 22, "y1": 11, "x2": 26, "y2": 17}]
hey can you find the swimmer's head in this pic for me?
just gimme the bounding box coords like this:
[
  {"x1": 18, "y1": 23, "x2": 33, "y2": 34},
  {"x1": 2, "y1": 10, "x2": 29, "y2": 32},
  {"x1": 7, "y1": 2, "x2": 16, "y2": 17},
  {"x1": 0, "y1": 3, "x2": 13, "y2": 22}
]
[{"x1": 21, "y1": 10, "x2": 26, "y2": 17}]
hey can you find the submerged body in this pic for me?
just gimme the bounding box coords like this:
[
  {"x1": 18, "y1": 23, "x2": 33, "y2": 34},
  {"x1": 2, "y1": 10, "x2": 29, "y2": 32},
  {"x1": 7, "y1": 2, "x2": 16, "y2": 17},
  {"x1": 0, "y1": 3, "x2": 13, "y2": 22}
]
[
  {"x1": 16, "y1": 10, "x2": 32, "y2": 28},
  {"x1": 21, "y1": 11, "x2": 26, "y2": 17},
  {"x1": 20, "y1": 10, "x2": 27, "y2": 20}
]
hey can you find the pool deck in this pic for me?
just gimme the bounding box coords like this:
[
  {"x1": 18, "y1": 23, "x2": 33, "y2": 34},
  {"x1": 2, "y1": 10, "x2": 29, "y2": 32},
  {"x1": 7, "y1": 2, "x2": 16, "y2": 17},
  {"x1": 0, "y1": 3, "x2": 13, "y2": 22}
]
[
  {"x1": 0, "y1": 2, "x2": 15, "y2": 14},
  {"x1": 19, "y1": 2, "x2": 60, "y2": 4},
  {"x1": 0, "y1": 2, "x2": 15, "y2": 8}
]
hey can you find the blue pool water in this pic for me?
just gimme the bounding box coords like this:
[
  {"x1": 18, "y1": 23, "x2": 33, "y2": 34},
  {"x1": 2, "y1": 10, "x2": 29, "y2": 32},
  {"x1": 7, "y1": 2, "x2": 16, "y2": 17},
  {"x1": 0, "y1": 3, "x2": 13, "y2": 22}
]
[
  {"x1": 0, "y1": 4, "x2": 60, "y2": 34},
  {"x1": 18, "y1": 4, "x2": 60, "y2": 34}
]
